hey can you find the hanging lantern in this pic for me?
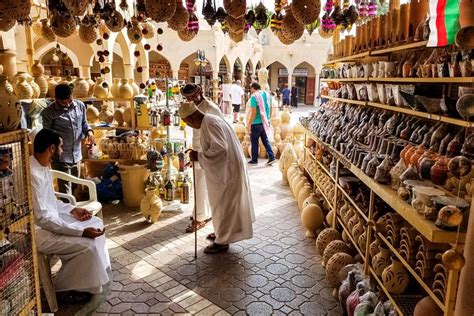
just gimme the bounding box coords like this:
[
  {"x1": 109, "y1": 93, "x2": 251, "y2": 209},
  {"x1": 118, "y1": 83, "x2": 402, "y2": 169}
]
[
  {"x1": 270, "y1": 12, "x2": 283, "y2": 35},
  {"x1": 40, "y1": 19, "x2": 57, "y2": 42},
  {"x1": 177, "y1": 27, "x2": 197, "y2": 41},
  {"x1": 280, "y1": 7, "x2": 304, "y2": 41},
  {"x1": 226, "y1": 15, "x2": 245, "y2": 33},
  {"x1": 146, "y1": 0, "x2": 177, "y2": 22},
  {"x1": 245, "y1": 10, "x2": 256, "y2": 25},
  {"x1": 168, "y1": 0, "x2": 189, "y2": 31},
  {"x1": 305, "y1": 18, "x2": 320, "y2": 35},
  {"x1": 104, "y1": 10, "x2": 125, "y2": 32},
  {"x1": 202, "y1": 0, "x2": 217, "y2": 26},
  {"x1": 216, "y1": 7, "x2": 227, "y2": 23},
  {"x1": 368, "y1": 0, "x2": 377, "y2": 17}
]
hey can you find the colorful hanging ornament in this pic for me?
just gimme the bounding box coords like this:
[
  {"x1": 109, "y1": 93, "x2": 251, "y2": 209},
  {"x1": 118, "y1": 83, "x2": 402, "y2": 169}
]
[
  {"x1": 253, "y1": 2, "x2": 270, "y2": 33},
  {"x1": 342, "y1": 5, "x2": 359, "y2": 30},
  {"x1": 324, "y1": 0, "x2": 334, "y2": 13},
  {"x1": 427, "y1": 0, "x2": 461, "y2": 47},
  {"x1": 202, "y1": 0, "x2": 217, "y2": 26},
  {"x1": 368, "y1": 0, "x2": 377, "y2": 17},
  {"x1": 245, "y1": 10, "x2": 256, "y2": 25},
  {"x1": 270, "y1": 12, "x2": 283, "y2": 35},
  {"x1": 216, "y1": 7, "x2": 227, "y2": 23},
  {"x1": 305, "y1": 18, "x2": 320, "y2": 35},
  {"x1": 358, "y1": 0, "x2": 368, "y2": 19},
  {"x1": 274, "y1": 0, "x2": 282, "y2": 14}
]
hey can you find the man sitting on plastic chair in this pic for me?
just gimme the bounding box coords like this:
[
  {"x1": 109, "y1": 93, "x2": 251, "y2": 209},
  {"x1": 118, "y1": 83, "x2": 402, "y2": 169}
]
[{"x1": 29, "y1": 129, "x2": 110, "y2": 304}]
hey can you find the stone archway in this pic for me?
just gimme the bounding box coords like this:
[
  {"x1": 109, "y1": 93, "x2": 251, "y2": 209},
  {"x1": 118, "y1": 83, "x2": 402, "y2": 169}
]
[
  {"x1": 233, "y1": 57, "x2": 243, "y2": 82},
  {"x1": 266, "y1": 61, "x2": 288, "y2": 93},
  {"x1": 146, "y1": 51, "x2": 172, "y2": 89},
  {"x1": 38, "y1": 45, "x2": 80, "y2": 77},
  {"x1": 180, "y1": 52, "x2": 213, "y2": 96},
  {"x1": 291, "y1": 61, "x2": 316, "y2": 105},
  {"x1": 219, "y1": 56, "x2": 231, "y2": 83}
]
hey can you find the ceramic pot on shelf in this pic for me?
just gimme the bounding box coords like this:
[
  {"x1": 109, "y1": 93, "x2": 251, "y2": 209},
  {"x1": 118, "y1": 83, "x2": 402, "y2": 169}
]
[
  {"x1": 301, "y1": 203, "x2": 324, "y2": 238},
  {"x1": 13, "y1": 73, "x2": 34, "y2": 100},
  {"x1": 129, "y1": 79, "x2": 140, "y2": 96},
  {"x1": 98, "y1": 104, "x2": 114, "y2": 124},
  {"x1": 111, "y1": 78, "x2": 120, "y2": 98},
  {"x1": 382, "y1": 257, "x2": 410, "y2": 294},
  {"x1": 372, "y1": 245, "x2": 391, "y2": 276},
  {"x1": 29, "y1": 77, "x2": 40, "y2": 98},
  {"x1": 431, "y1": 156, "x2": 449, "y2": 185},
  {"x1": 86, "y1": 104, "x2": 100, "y2": 124},
  {"x1": 0, "y1": 75, "x2": 20, "y2": 132},
  {"x1": 46, "y1": 76, "x2": 58, "y2": 98},
  {"x1": 123, "y1": 107, "x2": 132, "y2": 127},
  {"x1": 140, "y1": 188, "x2": 163, "y2": 223},
  {"x1": 119, "y1": 78, "x2": 134, "y2": 99},
  {"x1": 93, "y1": 78, "x2": 110, "y2": 99},
  {"x1": 86, "y1": 78, "x2": 95, "y2": 97},
  {"x1": 73, "y1": 77, "x2": 89, "y2": 98}
]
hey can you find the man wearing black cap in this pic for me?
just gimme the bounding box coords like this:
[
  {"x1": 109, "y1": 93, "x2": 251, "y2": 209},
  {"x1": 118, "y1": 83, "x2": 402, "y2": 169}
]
[
  {"x1": 180, "y1": 83, "x2": 224, "y2": 233},
  {"x1": 41, "y1": 84, "x2": 94, "y2": 194}
]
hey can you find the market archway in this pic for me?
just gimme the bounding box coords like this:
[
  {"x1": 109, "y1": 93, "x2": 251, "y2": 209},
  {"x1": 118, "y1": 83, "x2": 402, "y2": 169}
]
[
  {"x1": 291, "y1": 61, "x2": 316, "y2": 105},
  {"x1": 219, "y1": 56, "x2": 231, "y2": 83},
  {"x1": 38, "y1": 45, "x2": 79, "y2": 77},
  {"x1": 233, "y1": 57, "x2": 243, "y2": 82},
  {"x1": 179, "y1": 52, "x2": 212, "y2": 95},
  {"x1": 146, "y1": 51, "x2": 172, "y2": 90},
  {"x1": 266, "y1": 61, "x2": 289, "y2": 93}
]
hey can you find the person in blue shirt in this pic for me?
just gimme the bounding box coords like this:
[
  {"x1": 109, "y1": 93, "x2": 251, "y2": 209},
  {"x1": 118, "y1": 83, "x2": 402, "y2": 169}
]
[
  {"x1": 247, "y1": 82, "x2": 276, "y2": 166},
  {"x1": 281, "y1": 83, "x2": 291, "y2": 107}
]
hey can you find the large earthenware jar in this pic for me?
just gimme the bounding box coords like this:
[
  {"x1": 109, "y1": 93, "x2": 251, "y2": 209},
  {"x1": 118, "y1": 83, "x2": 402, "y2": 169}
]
[
  {"x1": 114, "y1": 108, "x2": 125, "y2": 127},
  {"x1": 290, "y1": 171, "x2": 303, "y2": 193},
  {"x1": 316, "y1": 228, "x2": 342, "y2": 256},
  {"x1": 287, "y1": 163, "x2": 300, "y2": 187},
  {"x1": 0, "y1": 49, "x2": 17, "y2": 77},
  {"x1": 93, "y1": 78, "x2": 110, "y2": 99},
  {"x1": 31, "y1": 60, "x2": 44, "y2": 77},
  {"x1": 301, "y1": 202, "x2": 324, "y2": 238},
  {"x1": 73, "y1": 77, "x2": 90, "y2": 98},
  {"x1": 234, "y1": 117, "x2": 246, "y2": 141},
  {"x1": 119, "y1": 78, "x2": 133, "y2": 99},
  {"x1": 86, "y1": 78, "x2": 95, "y2": 97},
  {"x1": 293, "y1": 176, "x2": 307, "y2": 199},
  {"x1": 111, "y1": 78, "x2": 120, "y2": 98},
  {"x1": 279, "y1": 143, "x2": 297, "y2": 185},
  {"x1": 98, "y1": 104, "x2": 113, "y2": 124},
  {"x1": 86, "y1": 105, "x2": 100, "y2": 124},
  {"x1": 140, "y1": 188, "x2": 163, "y2": 223},
  {"x1": 297, "y1": 184, "x2": 312, "y2": 211},
  {"x1": 431, "y1": 156, "x2": 449, "y2": 185},
  {"x1": 13, "y1": 73, "x2": 33, "y2": 99},
  {"x1": 372, "y1": 245, "x2": 391, "y2": 276},
  {"x1": 414, "y1": 296, "x2": 444, "y2": 316},
  {"x1": 32, "y1": 61, "x2": 47, "y2": 97},
  {"x1": 382, "y1": 257, "x2": 409, "y2": 294},
  {"x1": 326, "y1": 253, "x2": 355, "y2": 286},
  {"x1": 302, "y1": 193, "x2": 319, "y2": 210},
  {"x1": 123, "y1": 107, "x2": 132, "y2": 127},
  {"x1": 46, "y1": 76, "x2": 58, "y2": 98},
  {"x1": 28, "y1": 77, "x2": 40, "y2": 98},
  {"x1": 129, "y1": 79, "x2": 140, "y2": 96},
  {"x1": 0, "y1": 75, "x2": 20, "y2": 131}
]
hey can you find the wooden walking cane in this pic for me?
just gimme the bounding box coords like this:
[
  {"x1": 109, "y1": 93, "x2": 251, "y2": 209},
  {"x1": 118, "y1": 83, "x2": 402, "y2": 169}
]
[{"x1": 192, "y1": 160, "x2": 198, "y2": 259}]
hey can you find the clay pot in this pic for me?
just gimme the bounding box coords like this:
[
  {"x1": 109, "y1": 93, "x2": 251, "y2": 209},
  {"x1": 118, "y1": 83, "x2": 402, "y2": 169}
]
[
  {"x1": 114, "y1": 108, "x2": 125, "y2": 127},
  {"x1": 418, "y1": 151, "x2": 437, "y2": 180},
  {"x1": 372, "y1": 246, "x2": 392, "y2": 276},
  {"x1": 86, "y1": 78, "x2": 95, "y2": 97},
  {"x1": 127, "y1": 20, "x2": 143, "y2": 44},
  {"x1": 50, "y1": 12, "x2": 77, "y2": 38},
  {"x1": 326, "y1": 253, "x2": 355, "y2": 286},
  {"x1": 167, "y1": 0, "x2": 189, "y2": 31},
  {"x1": 302, "y1": 193, "x2": 319, "y2": 210},
  {"x1": 31, "y1": 60, "x2": 44, "y2": 77},
  {"x1": 410, "y1": 145, "x2": 425, "y2": 169},
  {"x1": 111, "y1": 78, "x2": 120, "y2": 98},
  {"x1": 323, "y1": 240, "x2": 350, "y2": 266},
  {"x1": 73, "y1": 78, "x2": 89, "y2": 98},
  {"x1": 140, "y1": 188, "x2": 163, "y2": 223},
  {"x1": 29, "y1": 77, "x2": 40, "y2": 98},
  {"x1": 298, "y1": 184, "x2": 313, "y2": 212},
  {"x1": 430, "y1": 156, "x2": 449, "y2": 185},
  {"x1": 47, "y1": 76, "x2": 58, "y2": 98},
  {"x1": 0, "y1": 75, "x2": 20, "y2": 132},
  {"x1": 382, "y1": 258, "x2": 410, "y2": 294},
  {"x1": 119, "y1": 79, "x2": 134, "y2": 99},
  {"x1": 62, "y1": 0, "x2": 89, "y2": 16},
  {"x1": 93, "y1": 78, "x2": 110, "y2": 99},
  {"x1": 316, "y1": 228, "x2": 342, "y2": 256},
  {"x1": 287, "y1": 163, "x2": 300, "y2": 187},
  {"x1": 234, "y1": 119, "x2": 246, "y2": 141},
  {"x1": 123, "y1": 107, "x2": 132, "y2": 127},
  {"x1": 86, "y1": 105, "x2": 100, "y2": 124},
  {"x1": 129, "y1": 79, "x2": 140, "y2": 96},
  {"x1": 13, "y1": 73, "x2": 33, "y2": 100},
  {"x1": 301, "y1": 203, "x2": 324, "y2": 238},
  {"x1": 414, "y1": 296, "x2": 443, "y2": 316},
  {"x1": 279, "y1": 143, "x2": 297, "y2": 185},
  {"x1": 34, "y1": 74, "x2": 48, "y2": 98},
  {"x1": 79, "y1": 24, "x2": 98, "y2": 44},
  {"x1": 98, "y1": 104, "x2": 114, "y2": 124},
  {"x1": 293, "y1": 176, "x2": 307, "y2": 199}
]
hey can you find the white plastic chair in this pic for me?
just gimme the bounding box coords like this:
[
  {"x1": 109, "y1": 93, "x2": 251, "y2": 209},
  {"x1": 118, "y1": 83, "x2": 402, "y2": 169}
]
[{"x1": 38, "y1": 169, "x2": 103, "y2": 313}]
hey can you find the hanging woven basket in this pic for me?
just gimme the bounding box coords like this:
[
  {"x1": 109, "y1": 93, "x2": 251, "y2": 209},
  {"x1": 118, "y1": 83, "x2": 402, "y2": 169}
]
[
  {"x1": 277, "y1": 29, "x2": 295, "y2": 45},
  {"x1": 223, "y1": 0, "x2": 246, "y2": 19},
  {"x1": 226, "y1": 15, "x2": 245, "y2": 33},
  {"x1": 270, "y1": 12, "x2": 283, "y2": 35},
  {"x1": 318, "y1": 25, "x2": 334, "y2": 38},
  {"x1": 0, "y1": 0, "x2": 31, "y2": 23},
  {"x1": 0, "y1": 18, "x2": 16, "y2": 32},
  {"x1": 79, "y1": 24, "x2": 98, "y2": 44},
  {"x1": 281, "y1": 7, "x2": 304, "y2": 41},
  {"x1": 63, "y1": 0, "x2": 91, "y2": 16},
  {"x1": 229, "y1": 30, "x2": 244, "y2": 43},
  {"x1": 168, "y1": 0, "x2": 189, "y2": 31},
  {"x1": 40, "y1": 19, "x2": 57, "y2": 42},
  {"x1": 104, "y1": 10, "x2": 124, "y2": 32},
  {"x1": 141, "y1": 20, "x2": 156, "y2": 39},
  {"x1": 127, "y1": 20, "x2": 143, "y2": 44},
  {"x1": 177, "y1": 28, "x2": 197, "y2": 41},
  {"x1": 146, "y1": 0, "x2": 177, "y2": 22},
  {"x1": 292, "y1": 0, "x2": 320, "y2": 25},
  {"x1": 51, "y1": 13, "x2": 78, "y2": 38}
]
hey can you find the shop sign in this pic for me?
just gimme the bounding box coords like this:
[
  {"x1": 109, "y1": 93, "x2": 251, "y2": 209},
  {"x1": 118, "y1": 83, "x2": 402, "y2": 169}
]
[{"x1": 278, "y1": 68, "x2": 308, "y2": 77}]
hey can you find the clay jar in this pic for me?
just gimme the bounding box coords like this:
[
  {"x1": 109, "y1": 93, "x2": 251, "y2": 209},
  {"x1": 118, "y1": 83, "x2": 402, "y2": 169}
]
[
  {"x1": 86, "y1": 104, "x2": 100, "y2": 124},
  {"x1": 13, "y1": 73, "x2": 33, "y2": 99},
  {"x1": 287, "y1": 163, "x2": 300, "y2": 188},
  {"x1": 47, "y1": 77, "x2": 58, "y2": 98},
  {"x1": 98, "y1": 104, "x2": 113, "y2": 124},
  {"x1": 301, "y1": 203, "x2": 324, "y2": 238},
  {"x1": 430, "y1": 156, "x2": 449, "y2": 185},
  {"x1": 418, "y1": 151, "x2": 438, "y2": 180},
  {"x1": 297, "y1": 184, "x2": 313, "y2": 212},
  {"x1": 302, "y1": 193, "x2": 320, "y2": 210},
  {"x1": 140, "y1": 187, "x2": 163, "y2": 223},
  {"x1": 119, "y1": 79, "x2": 133, "y2": 99},
  {"x1": 93, "y1": 78, "x2": 110, "y2": 99},
  {"x1": 0, "y1": 75, "x2": 20, "y2": 131},
  {"x1": 382, "y1": 257, "x2": 409, "y2": 294},
  {"x1": 410, "y1": 145, "x2": 425, "y2": 170},
  {"x1": 111, "y1": 78, "x2": 120, "y2": 98},
  {"x1": 73, "y1": 77, "x2": 90, "y2": 98},
  {"x1": 372, "y1": 245, "x2": 391, "y2": 276},
  {"x1": 291, "y1": 171, "x2": 303, "y2": 196},
  {"x1": 129, "y1": 79, "x2": 139, "y2": 96},
  {"x1": 293, "y1": 177, "x2": 308, "y2": 199}
]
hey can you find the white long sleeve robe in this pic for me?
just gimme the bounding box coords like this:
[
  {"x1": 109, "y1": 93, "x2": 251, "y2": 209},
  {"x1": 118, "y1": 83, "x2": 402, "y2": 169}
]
[
  {"x1": 197, "y1": 114, "x2": 255, "y2": 244},
  {"x1": 192, "y1": 98, "x2": 224, "y2": 222},
  {"x1": 29, "y1": 156, "x2": 110, "y2": 294}
]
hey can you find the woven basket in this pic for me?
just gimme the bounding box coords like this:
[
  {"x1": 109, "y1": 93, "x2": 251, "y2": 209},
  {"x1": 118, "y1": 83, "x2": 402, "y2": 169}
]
[
  {"x1": 226, "y1": 15, "x2": 245, "y2": 33},
  {"x1": 0, "y1": 0, "x2": 31, "y2": 23},
  {"x1": 0, "y1": 18, "x2": 15, "y2": 32},
  {"x1": 51, "y1": 13, "x2": 77, "y2": 38},
  {"x1": 63, "y1": 0, "x2": 90, "y2": 16},
  {"x1": 281, "y1": 8, "x2": 304, "y2": 41},
  {"x1": 277, "y1": 30, "x2": 295, "y2": 45},
  {"x1": 105, "y1": 10, "x2": 124, "y2": 32},
  {"x1": 79, "y1": 24, "x2": 98, "y2": 43},
  {"x1": 224, "y1": 0, "x2": 246, "y2": 18},
  {"x1": 127, "y1": 20, "x2": 143, "y2": 44},
  {"x1": 292, "y1": 0, "x2": 320, "y2": 25},
  {"x1": 318, "y1": 25, "x2": 334, "y2": 38},
  {"x1": 177, "y1": 28, "x2": 197, "y2": 41},
  {"x1": 167, "y1": 0, "x2": 189, "y2": 31},
  {"x1": 40, "y1": 19, "x2": 56, "y2": 42},
  {"x1": 229, "y1": 30, "x2": 244, "y2": 43},
  {"x1": 146, "y1": 0, "x2": 177, "y2": 22},
  {"x1": 141, "y1": 20, "x2": 156, "y2": 39}
]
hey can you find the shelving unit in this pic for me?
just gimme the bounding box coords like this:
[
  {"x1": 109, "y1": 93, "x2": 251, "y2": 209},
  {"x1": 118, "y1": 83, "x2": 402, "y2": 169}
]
[
  {"x1": 320, "y1": 77, "x2": 474, "y2": 84},
  {"x1": 321, "y1": 96, "x2": 473, "y2": 128},
  {"x1": 303, "y1": 127, "x2": 468, "y2": 315}
]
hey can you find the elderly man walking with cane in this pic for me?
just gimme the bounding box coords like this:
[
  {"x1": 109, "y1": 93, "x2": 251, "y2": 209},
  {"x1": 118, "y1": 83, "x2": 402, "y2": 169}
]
[{"x1": 179, "y1": 102, "x2": 255, "y2": 254}]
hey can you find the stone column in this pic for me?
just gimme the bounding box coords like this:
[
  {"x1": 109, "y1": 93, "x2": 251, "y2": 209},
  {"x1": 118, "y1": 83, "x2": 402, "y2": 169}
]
[
  {"x1": 140, "y1": 66, "x2": 150, "y2": 84},
  {"x1": 123, "y1": 63, "x2": 134, "y2": 79},
  {"x1": 172, "y1": 70, "x2": 179, "y2": 80},
  {"x1": 0, "y1": 49, "x2": 17, "y2": 77},
  {"x1": 287, "y1": 72, "x2": 292, "y2": 90},
  {"x1": 212, "y1": 71, "x2": 219, "y2": 103},
  {"x1": 79, "y1": 65, "x2": 91, "y2": 79}
]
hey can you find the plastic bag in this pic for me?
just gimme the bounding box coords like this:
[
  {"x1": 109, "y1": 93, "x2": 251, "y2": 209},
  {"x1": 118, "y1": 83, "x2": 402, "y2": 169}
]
[{"x1": 354, "y1": 291, "x2": 378, "y2": 316}]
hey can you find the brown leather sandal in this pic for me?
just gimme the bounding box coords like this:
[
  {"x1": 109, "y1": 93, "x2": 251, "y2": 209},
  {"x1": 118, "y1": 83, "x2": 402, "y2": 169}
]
[{"x1": 185, "y1": 218, "x2": 211, "y2": 233}]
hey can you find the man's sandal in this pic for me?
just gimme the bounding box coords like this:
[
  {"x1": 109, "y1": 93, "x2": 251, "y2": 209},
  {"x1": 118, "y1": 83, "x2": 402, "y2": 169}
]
[
  {"x1": 185, "y1": 218, "x2": 212, "y2": 233},
  {"x1": 204, "y1": 243, "x2": 229, "y2": 254}
]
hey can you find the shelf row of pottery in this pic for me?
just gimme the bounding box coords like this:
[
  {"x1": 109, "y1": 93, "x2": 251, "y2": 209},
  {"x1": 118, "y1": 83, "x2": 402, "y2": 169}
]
[{"x1": 322, "y1": 47, "x2": 473, "y2": 79}]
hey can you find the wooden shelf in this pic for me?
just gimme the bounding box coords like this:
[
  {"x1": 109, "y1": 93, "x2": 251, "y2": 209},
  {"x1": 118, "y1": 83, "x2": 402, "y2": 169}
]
[
  {"x1": 337, "y1": 216, "x2": 365, "y2": 259},
  {"x1": 370, "y1": 41, "x2": 429, "y2": 55},
  {"x1": 91, "y1": 126, "x2": 153, "y2": 131},
  {"x1": 323, "y1": 51, "x2": 370, "y2": 66},
  {"x1": 305, "y1": 166, "x2": 334, "y2": 211},
  {"x1": 367, "y1": 102, "x2": 473, "y2": 128},
  {"x1": 369, "y1": 77, "x2": 474, "y2": 84},
  {"x1": 83, "y1": 158, "x2": 146, "y2": 163},
  {"x1": 337, "y1": 184, "x2": 369, "y2": 222},
  {"x1": 377, "y1": 233, "x2": 446, "y2": 312},
  {"x1": 316, "y1": 159, "x2": 335, "y2": 183},
  {"x1": 305, "y1": 147, "x2": 316, "y2": 161},
  {"x1": 322, "y1": 96, "x2": 366, "y2": 106},
  {"x1": 304, "y1": 129, "x2": 465, "y2": 244},
  {"x1": 321, "y1": 77, "x2": 369, "y2": 82},
  {"x1": 77, "y1": 97, "x2": 134, "y2": 102}
]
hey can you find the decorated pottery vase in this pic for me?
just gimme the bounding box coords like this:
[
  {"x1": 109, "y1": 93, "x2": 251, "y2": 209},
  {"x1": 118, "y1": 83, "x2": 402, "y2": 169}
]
[
  {"x1": 34, "y1": 74, "x2": 48, "y2": 98},
  {"x1": 302, "y1": 193, "x2": 319, "y2": 210},
  {"x1": 140, "y1": 188, "x2": 163, "y2": 223},
  {"x1": 316, "y1": 228, "x2": 342, "y2": 256},
  {"x1": 73, "y1": 77, "x2": 90, "y2": 98},
  {"x1": 129, "y1": 79, "x2": 140, "y2": 96},
  {"x1": 297, "y1": 184, "x2": 312, "y2": 212},
  {"x1": 86, "y1": 105, "x2": 100, "y2": 124},
  {"x1": 414, "y1": 296, "x2": 443, "y2": 316},
  {"x1": 279, "y1": 143, "x2": 297, "y2": 185},
  {"x1": 28, "y1": 77, "x2": 40, "y2": 98},
  {"x1": 98, "y1": 104, "x2": 114, "y2": 124},
  {"x1": 430, "y1": 156, "x2": 449, "y2": 185},
  {"x1": 293, "y1": 177, "x2": 307, "y2": 199},
  {"x1": 372, "y1": 245, "x2": 391, "y2": 276},
  {"x1": 322, "y1": 240, "x2": 350, "y2": 266},
  {"x1": 418, "y1": 151, "x2": 437, "y2": 180},
  {"x1": 382, "y1": 258, "x2": 409, "y2": 294},
  {"x1": 0, "y1": 75, "x2": 20, "y2": 131},
  {"x1": 286, "y1": 163, "x2": 299, "y2": 187},
  {"x1": 119, "y1": 78, "x2": 133, "y2": 99},
  {"x1": 301, "y1": 203, "x2": 324, "y2": 238},
  {"x1": 13, "y1": 73, "x2": 33, "y2": 99},
  {"x1": 93, "y1": 78, "x2": 110, "y2": 99},
  {"x1": 326, "y1": 253, "x2": 355, "y2": 286},
  {"x1": 111, "y1": 78, "x2": 120, "y2": 98}
]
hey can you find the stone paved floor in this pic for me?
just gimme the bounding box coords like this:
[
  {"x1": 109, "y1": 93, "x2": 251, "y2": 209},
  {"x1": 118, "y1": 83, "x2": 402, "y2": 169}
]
[{"x1": 87, "y1": 154, "x2": 341, "y2": 315}]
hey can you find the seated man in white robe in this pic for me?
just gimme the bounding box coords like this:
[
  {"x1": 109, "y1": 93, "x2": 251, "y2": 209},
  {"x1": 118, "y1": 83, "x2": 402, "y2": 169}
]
[
  {"x1": 179, "y1": 102, "x2": 255, "y2": 254},
  {"x1": 30, "y1": 129, "x2": 110, "y2": 303}
]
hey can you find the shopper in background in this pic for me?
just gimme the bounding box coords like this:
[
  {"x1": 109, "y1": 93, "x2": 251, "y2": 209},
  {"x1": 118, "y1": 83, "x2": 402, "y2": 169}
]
[
  {"x1": 230, "y1": 79, "x2": 245, "y2": 123},
  {"x1": 281, "y1": 83, "x2": 291, "y2": 108},
  {"x1": 220, "y1": 78, "x2": 232, "y2": 115},
  {"x1": 248, "y1": 82, "x2": 276, "y2": 166},
  {"x1": 181, "y1": 83, "x2": 224, "y2": 234},
  {"x1": 41, "y1": 84, "x2": 94, "y2": 194},
  {"x1": 30, "y1": 128, "x2": 110, "y2": 302},
  {"x1": 291, "y1": 83, "x2": 298, "y2": 108},
  {"x1": 179, "y1": 102, "x2": 255, "y2": 254}
]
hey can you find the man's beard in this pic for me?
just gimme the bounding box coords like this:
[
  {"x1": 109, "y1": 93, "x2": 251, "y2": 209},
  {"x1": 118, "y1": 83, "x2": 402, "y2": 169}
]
[{"x1": 52, "y1": 148, "x2": 61, "y2": 160}]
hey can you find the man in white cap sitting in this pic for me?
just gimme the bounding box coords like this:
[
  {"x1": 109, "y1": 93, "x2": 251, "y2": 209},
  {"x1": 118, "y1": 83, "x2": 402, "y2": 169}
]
[
  {"x1": 180, "y1": 83, "x2": 224, "y2": 234},
  {"x1": 179, "y1": 102, "x2": 255, "y2": 254}
]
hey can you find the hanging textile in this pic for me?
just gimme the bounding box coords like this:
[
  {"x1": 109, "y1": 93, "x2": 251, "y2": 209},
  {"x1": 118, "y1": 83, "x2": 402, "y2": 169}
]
[{"x1": 427, "y1": 0, "x2": 460, "y2": 46}]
